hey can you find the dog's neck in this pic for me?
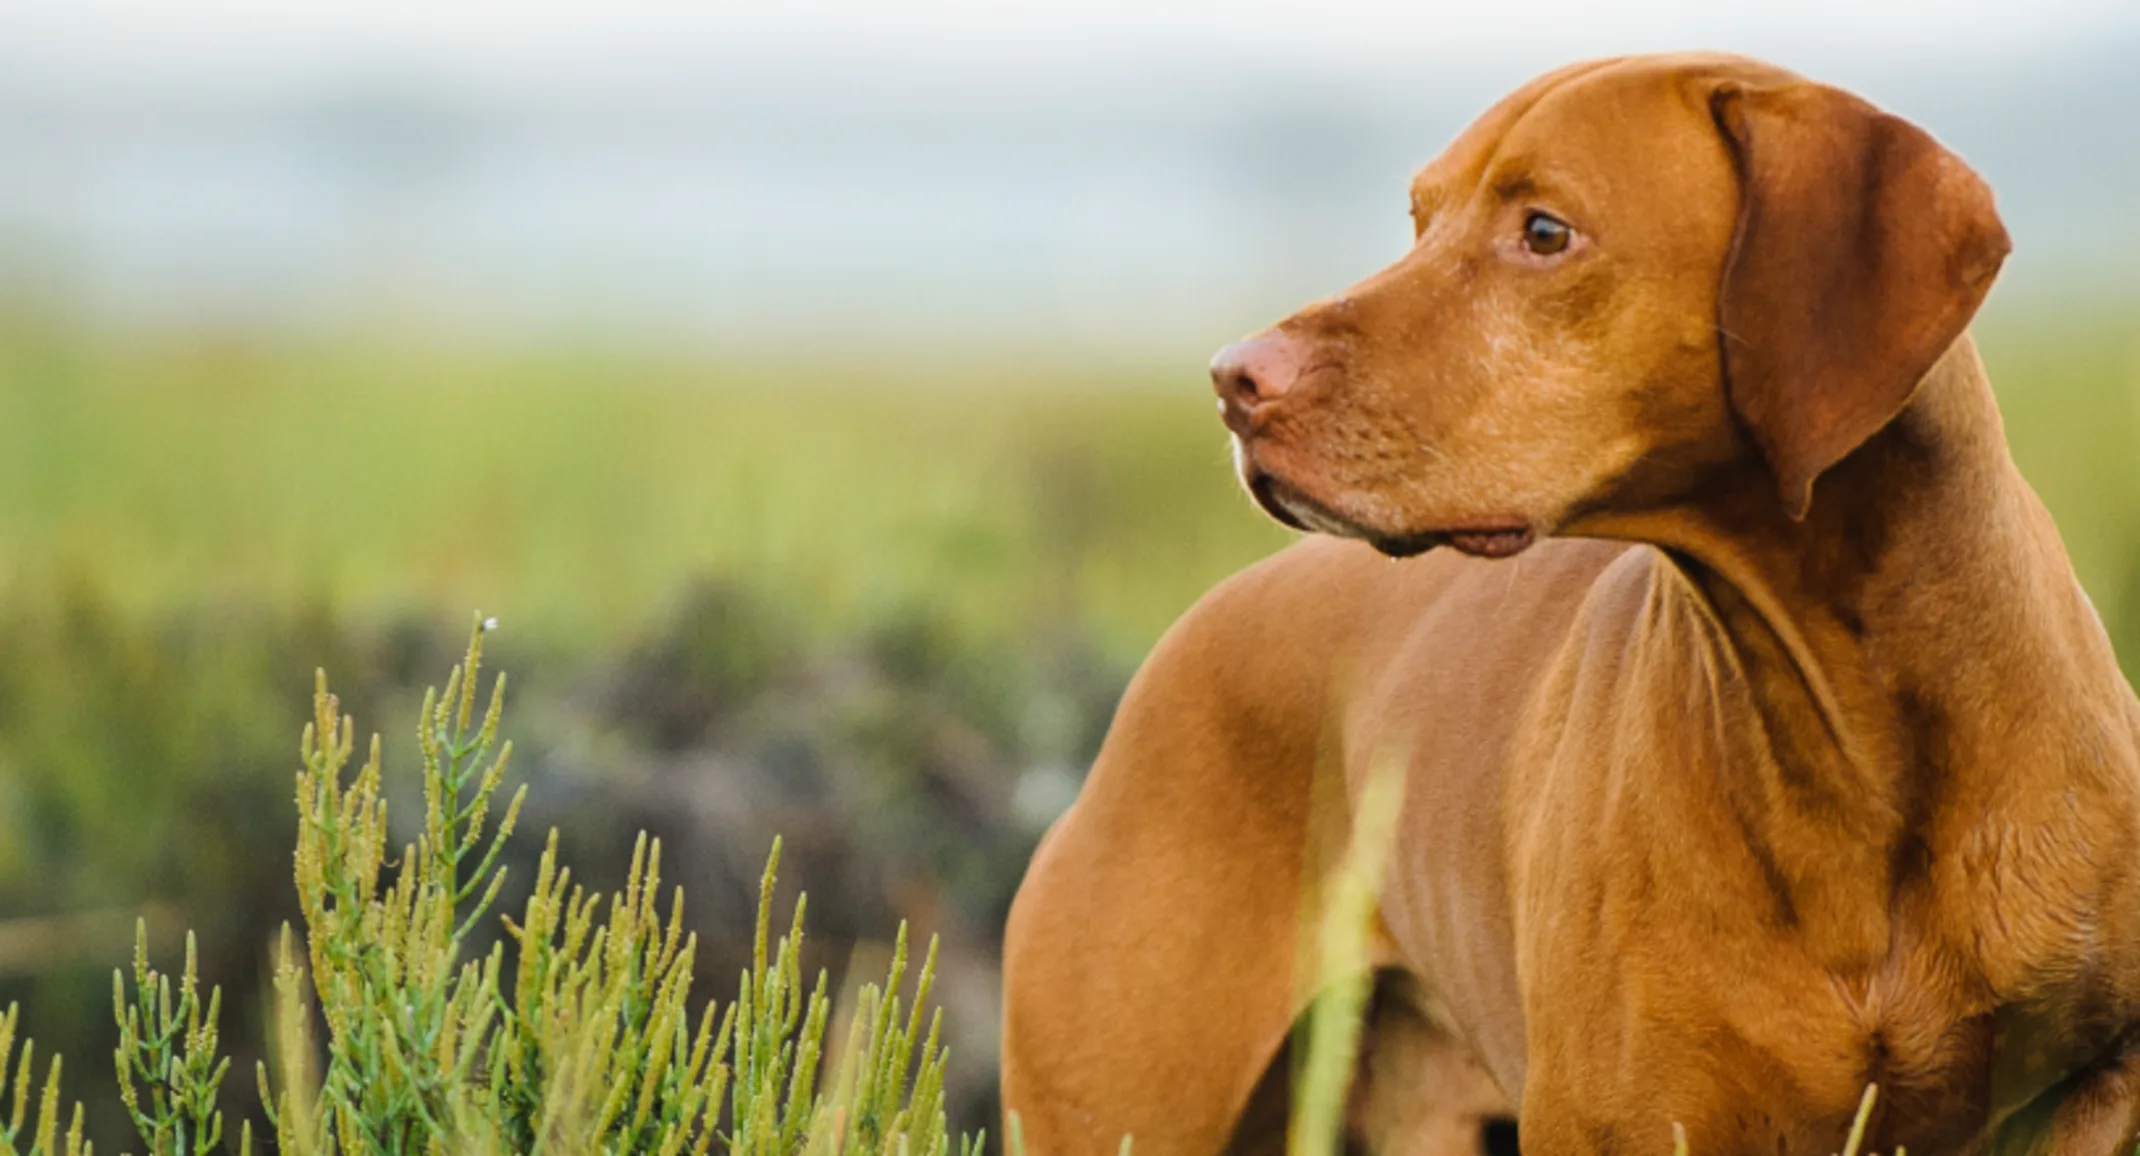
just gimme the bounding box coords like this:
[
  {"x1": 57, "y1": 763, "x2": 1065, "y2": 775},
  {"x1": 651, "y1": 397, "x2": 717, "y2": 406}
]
[
  {"x1": 1680, "y1": 334, "x2": 2087, "y2": 748},
  {"x1": 1626, "y1": 334, "x2": 2138, "y2": 965}
]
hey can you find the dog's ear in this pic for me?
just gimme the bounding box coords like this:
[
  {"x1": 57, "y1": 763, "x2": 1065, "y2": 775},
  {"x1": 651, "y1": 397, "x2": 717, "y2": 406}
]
[{"x1": 1708, "y1": 80, "x2": 2009, "y2": 520}]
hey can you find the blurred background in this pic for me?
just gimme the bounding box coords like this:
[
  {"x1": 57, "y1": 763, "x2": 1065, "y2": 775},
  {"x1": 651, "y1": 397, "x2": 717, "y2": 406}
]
[{"x1": 0, "y1": 0, "x2": 2135, "y2": 1145}]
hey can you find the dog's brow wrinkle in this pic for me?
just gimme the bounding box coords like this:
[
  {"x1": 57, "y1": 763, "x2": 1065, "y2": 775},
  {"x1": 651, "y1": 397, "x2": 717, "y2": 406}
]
[{"x1": 1492, "y1": 175, "x2": 1539, "y2": 202}]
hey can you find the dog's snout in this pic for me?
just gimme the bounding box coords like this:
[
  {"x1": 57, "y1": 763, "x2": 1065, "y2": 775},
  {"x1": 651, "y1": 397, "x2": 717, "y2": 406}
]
[{"x1": 1211, "y1": 333, "x2": 1307, "y2": 432}]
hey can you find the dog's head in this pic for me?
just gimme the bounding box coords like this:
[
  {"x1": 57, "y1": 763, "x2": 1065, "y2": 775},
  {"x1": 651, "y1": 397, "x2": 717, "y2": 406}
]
[{"x1": 1215, "y1": 54, "x2": 2010, "y2": 558}]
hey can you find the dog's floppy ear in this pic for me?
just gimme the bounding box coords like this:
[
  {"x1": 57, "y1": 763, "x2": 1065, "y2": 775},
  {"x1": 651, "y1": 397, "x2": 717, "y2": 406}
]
[{"x1": 1708, "y1": 80, "x2": 2010, "y2": 520}]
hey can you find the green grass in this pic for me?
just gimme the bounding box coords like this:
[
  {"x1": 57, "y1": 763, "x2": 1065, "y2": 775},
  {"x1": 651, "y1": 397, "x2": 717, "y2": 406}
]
[
  {"x1": 0, "y1": 323, "x2": 1288, "y2": 662},
  {"x1": 1977, "y1": 310, "x2": 2140, "y2": 633},
  {"x1": 0, "y1": 309, "x2": 2131, "y2": 664}
]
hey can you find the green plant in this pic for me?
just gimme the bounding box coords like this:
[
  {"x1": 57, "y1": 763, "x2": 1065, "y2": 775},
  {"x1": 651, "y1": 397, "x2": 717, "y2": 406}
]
[
  {"x1": 0, "y1": 1004, "x2": 87, "y2": 1156},
  {"x1": 78, "y1": 616, "x2": 972, "y2": 1156},
  {"x1": 113, "y1": 928, "x2": 234, "y2": 1155},
  {"x1": 1285, "y1": 752, "x2": 1406, "y2": 1156}
]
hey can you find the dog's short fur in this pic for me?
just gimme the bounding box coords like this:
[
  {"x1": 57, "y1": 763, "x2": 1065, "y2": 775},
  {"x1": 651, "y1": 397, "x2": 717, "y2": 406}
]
[{"x1": 1001, "y1": 54, "x2": 2140, "y2": 1154}]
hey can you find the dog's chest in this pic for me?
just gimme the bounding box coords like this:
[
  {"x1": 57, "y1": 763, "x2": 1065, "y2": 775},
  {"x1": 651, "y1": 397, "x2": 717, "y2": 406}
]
[
  {"x1": 1727, "y1": 770, "x2": 2140, "y2": 1133},
  {"x1": 1501, "y1": 559, "x2": 2140, "y2": 1150},
  {"x1": 1519, "y1": 861, "x2": 2139, "y2": 1153},
  {"x1": 1815, "y1": 927, "x2": 2018, "y2": 1139},
  {"x1": 1869, "y1": 806, "x2": 2140, "y2": 1102},
  {"x1": 1774, "y1": 870, "x2": 2139, "y2": 1151}
]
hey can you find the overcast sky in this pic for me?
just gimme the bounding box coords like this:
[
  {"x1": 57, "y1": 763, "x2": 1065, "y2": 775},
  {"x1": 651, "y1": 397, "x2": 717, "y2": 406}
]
[
  {"x1": 2, "y1": 1, "x2": 2133, "y2": 343},
  {"x1": 5, "y1": 0, "x2": 2137, "y2": 91}
]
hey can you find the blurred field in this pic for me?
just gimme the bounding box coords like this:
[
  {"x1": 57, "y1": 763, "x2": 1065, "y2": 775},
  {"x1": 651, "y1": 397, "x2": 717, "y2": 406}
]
[
  {"x1": 4, "y1": 311, "x2": 2131, "y2": 659},
  {"x1": 1977, "y1": 309, "x2": 2140, "y2": 638},
  {"x1": 0, "y1": 304, "x2": 2132, "y2": 1148},
  {"x1": 1, "y1": 313, "x2": 2133, "y2": 638},
  {"x1": 0, "y1": 318, "x2": 1294, "y2": 662}
]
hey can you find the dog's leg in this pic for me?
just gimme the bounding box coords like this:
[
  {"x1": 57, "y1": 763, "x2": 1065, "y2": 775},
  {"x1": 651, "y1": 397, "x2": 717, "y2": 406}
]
[
  {"x1": 1001, "y1": 603, "x2": 1336, "y2": 1153},
  {"x1": 1994, "y1": 1045, "x2": 2140, "y2": 1156}
]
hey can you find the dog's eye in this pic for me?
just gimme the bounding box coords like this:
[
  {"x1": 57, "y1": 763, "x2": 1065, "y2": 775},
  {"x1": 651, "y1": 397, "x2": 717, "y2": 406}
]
[{"x1": 1521, "y1": 212, "x2": 1572, "y2": 256}]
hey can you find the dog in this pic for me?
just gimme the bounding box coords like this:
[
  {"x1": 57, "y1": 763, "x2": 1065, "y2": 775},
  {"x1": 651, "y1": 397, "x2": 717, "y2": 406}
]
[{"x1": 1000, "y1": 53, "x2": 2140, "y2": 1154}]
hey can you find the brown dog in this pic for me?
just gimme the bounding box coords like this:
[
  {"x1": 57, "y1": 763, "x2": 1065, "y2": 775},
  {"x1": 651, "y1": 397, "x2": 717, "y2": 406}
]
[{"x1": 1001, "y1": 54, "x2": 2140, "y2": 1154}]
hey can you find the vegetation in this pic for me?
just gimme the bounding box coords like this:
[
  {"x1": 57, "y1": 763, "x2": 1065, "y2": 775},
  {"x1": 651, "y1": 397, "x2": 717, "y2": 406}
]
[
  {"x1": 0, "y1": 621, "x2": 974, "y2": 1155},
  {"x1": 0, "y1": 312, "x2": 2130, "y2": 663},
  {"x1": 0, "y1": 303, "x2": 2128, "y2": 1152},
  {"x1": 0, "y1": 321, "x2": 1288, "y2": 661}
]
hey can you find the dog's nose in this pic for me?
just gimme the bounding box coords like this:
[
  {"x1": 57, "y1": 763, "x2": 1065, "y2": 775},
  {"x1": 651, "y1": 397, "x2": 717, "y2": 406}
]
[{"x1": 1210, "y1": 332, "x2": 1306, "y2": 432}]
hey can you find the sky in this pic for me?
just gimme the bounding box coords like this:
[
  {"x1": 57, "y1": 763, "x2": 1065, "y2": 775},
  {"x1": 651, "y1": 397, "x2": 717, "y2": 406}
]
[
  {"x1": 0, "y1": 1, "x2": 2133, "y2": 347},
  {"x1": 6, "y1": 0, "x2": 2137, "y2": 90}
]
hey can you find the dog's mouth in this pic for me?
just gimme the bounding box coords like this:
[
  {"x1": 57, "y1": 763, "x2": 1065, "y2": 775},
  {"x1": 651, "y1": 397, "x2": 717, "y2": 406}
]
[
  {"x1": 1374, "y1": 526, "x2": 1536, "y2": 559},
  {"x1": 1246, "y1": 470, "x2": 1535, "y2": 560}
]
